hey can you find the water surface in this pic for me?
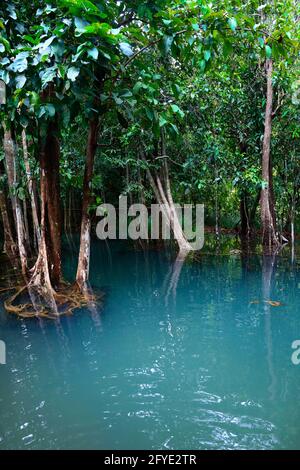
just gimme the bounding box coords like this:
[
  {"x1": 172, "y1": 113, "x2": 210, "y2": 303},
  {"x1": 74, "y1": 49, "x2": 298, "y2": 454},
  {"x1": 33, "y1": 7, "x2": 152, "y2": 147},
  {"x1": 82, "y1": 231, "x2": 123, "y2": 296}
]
[{"x1": 0, "y1": 240, "x2": 300, "y2": 449}]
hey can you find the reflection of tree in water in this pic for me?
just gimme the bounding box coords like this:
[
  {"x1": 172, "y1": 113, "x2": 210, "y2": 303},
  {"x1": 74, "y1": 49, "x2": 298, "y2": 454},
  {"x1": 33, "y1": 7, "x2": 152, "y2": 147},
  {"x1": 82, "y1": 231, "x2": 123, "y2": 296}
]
[
  {"x1": 262, "y1": 250, "x2": 279, "y2": 401},
  {"x1": 164, "y1": 251, "x2": 188, "y2": 305}
]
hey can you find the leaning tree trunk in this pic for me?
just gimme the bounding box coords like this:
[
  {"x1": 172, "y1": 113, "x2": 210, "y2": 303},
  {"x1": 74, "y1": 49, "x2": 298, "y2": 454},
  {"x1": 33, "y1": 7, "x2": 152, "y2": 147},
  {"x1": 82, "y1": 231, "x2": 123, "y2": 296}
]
[
  {"x1": 75, "y1": 118, "x2": 98, "y2": 292},
  {"x1": 22, "y1": 129, "x2": 40, "y2": 249},
  {"x1": 142, "y1": 135, "x2": 192, "y2": 253},
  {"x1": 3, "y1": 125, "x2": 28, "y2": 275},
  {"x1": 260, "y1": 59, "x2": 279, "y2": 250}
]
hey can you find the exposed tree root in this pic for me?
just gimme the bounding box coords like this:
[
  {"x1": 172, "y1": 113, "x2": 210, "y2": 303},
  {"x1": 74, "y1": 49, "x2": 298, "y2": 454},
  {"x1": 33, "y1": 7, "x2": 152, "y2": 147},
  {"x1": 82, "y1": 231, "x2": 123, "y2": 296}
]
[{"x1": 1, "y1": 283, "x2": 103, "y2": 319}]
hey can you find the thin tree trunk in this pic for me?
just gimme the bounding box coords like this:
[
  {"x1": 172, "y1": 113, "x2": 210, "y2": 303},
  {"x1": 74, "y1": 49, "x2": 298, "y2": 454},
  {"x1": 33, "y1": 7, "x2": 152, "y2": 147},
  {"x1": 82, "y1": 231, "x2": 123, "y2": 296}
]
[
  {"x1": 0, "y1": 186, "x2": 17, "y2": 257},
  {"x1": 215, "y1": 166, "x2": 219, "y2": 241},
  {"x1": 23, "y1": 198, "x2": 30, "y2": 250},
  {"x1": 3, "y1": 125, "x2": 28, "y2": 275},
  {"x1": 260, "y1": 59, "x2": 279, "y2": 250},
  {"x1": 68, "y1": 188, "x2": 73, "y2": 233},
  {"x1": 249, "y1": 189, "x2": 261, "y2": 228},
  {"x1": 22, "y1": 129, "x2": 40, "y2": 249},
  {"x1": 64, "y1": 194, "x2": 68, "y2": 235},
  {"x1": 291, "y1": 200, "x2": 295, "y2": 263},
  {"x1": 76, "y1": 118, "x2": 98, "y2": 291},
  {"x1": 240, "y1": 192, "x2": 250, "y2": 237}
]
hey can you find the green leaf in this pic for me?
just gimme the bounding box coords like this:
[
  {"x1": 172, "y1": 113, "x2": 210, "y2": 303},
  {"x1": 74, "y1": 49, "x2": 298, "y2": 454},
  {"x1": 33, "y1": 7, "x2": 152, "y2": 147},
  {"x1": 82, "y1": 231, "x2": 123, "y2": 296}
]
[
  {"x1": 87, "y1": 47, "x2": 98, "y2": 60},
  {"x1": 119, "y1": 42, "x2": 133, "y2": 57},
  {"x1": 159, "y1": 115, "x2": 168, "y2": 127},
  {"x1": 30, "y1": 91, "x2": 40, "y2": 106},
  {"x1": 0, "y1": 70, "x2": 9, "y2": 84},
  {"x1": 265, "y1": 45, "x2": 272, "y2": 58},
  {"x1": 7, "y1": 4, "x2": 17, "y2": 20},
  {"x1": 8, "y1": 52, "x2": 28, "y2": 73},
  {"x1": 199, "y1": 59, "x2": 206, "y2": 71},
  {"x1": 81, "y1": 22, "x2": 111, "y2": 37},
  {"x1": 162, "y1": 35, "x2": 173, "y2": 54},
  {"x1": 228, "y1": 18, "x2": 237, "y2": 32},
  {"x1": 204, "y1": 50, "x2": 211, "y2": 61},
  {"x1": 171, "y1": 104, "x2": 184, "y2": 118},
  {"x1": 0, "y1": 37, "x2": 10, "y2": 52},
  {"x1": 99, "y1": 49, "x2": 111, "y2": 60},
  {"x1": 133, "y1": 81, "x2": 143, "y2": 94},
  {"x1": 39, "y1": 67, "x2": 57, "y2": 87},
  {"x1": 169, "y1": 123, "x2": 179, "y2": 134},
  {"x1": 74, "y1": 17, "x2": 89, "y2": 34},
  {"x1": 45, "y1": 103, "x2": 56, "y2": 117},
  {"x1": 145, "y1": 107, "x2": 154, "y2": 121},
  {"x1": 15, "y1": 74, "x2": 26, "y2": 89},
  {"x1": 119, "y1": 89, "x2": 133, "y2": 98},
  {"x1": 171, "y1": 104, "x2": 180, "y2": 113},
  {"x1": 67, "y1": 66, "x2": 80, "y2": 81},
  {"x1": 113, "y1": 94, "x2": 123, "y2": 105}
]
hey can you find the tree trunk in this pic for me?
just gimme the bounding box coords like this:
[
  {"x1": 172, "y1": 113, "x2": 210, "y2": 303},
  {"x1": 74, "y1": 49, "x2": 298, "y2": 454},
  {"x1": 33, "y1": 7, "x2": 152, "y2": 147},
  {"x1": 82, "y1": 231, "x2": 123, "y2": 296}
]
[
  {"x1": 260, "y1": 59, "x2": 279, "y2": 250},
  {"x1": 142, "y1": 136, "x2": 192, "y2": 253},
  {"x1": 28, "y1": 140, "x2": 58, "y2": 315},
  {"x1": 291, "y1": 199, "x2": 295, "y2": 263},
  {"x1": 23, "y1": 198, "x2": 30, "y2": 252},
  {"x1": 159, "y1": 133, "x2": 192, "y2": 252},
  {"x1": 3, "y1": 125, "x2": 28, "y2": 275},
  {"x1": 75, "y1": 118, "x2": 98, "y2": 291},
  {"x1": 0, "y1": 169, "x2": 17, "y2": 258},
  {"x1": 249, "y1": 189, "x2": 261, "y2": 229},
  {"x1": 240, "y1": 192, "x2": 250, "y2": 237},
  {"x1": 22, "y1": 129, "x2": 40, "y2": 249},
  {"x1": 43, "y1": 122, "x2": 62, "y2": 288},
  {"x1": 29, "y1": 122, "x2": 62, "y2": 292}
]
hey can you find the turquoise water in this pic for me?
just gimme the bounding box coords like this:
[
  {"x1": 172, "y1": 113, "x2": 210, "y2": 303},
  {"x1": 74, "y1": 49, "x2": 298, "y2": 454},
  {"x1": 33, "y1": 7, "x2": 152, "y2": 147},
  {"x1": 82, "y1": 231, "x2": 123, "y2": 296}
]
[{"x1": 0, "y1": 240, "x2": 300, "y2": 450}]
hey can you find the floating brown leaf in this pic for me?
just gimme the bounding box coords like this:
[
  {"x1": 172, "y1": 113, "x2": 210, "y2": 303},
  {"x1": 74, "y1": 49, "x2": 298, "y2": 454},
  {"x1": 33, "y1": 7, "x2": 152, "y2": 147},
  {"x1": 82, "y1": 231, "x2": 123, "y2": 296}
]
[{"x1": 265, "y1": 300, "x2": 282, "y2": 307}]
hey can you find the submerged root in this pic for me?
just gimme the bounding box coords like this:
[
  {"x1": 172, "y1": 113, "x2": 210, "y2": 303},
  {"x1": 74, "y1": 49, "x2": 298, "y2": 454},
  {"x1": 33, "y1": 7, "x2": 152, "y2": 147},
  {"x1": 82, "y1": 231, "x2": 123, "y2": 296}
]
[{"x1": 2, "y1": 282, "x2": 103, "y2": 319}]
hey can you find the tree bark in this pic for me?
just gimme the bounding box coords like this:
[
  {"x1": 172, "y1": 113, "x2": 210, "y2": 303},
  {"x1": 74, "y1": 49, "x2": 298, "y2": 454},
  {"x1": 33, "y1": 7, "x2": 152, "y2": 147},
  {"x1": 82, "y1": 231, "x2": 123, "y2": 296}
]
[
  {"x1": 42, "y1": 121, "x2": 62, "y2": 288},
  {"x1": 260, "y1": 59, "x2": 279, "y2": 250},
  {"x1": 0, "y1": 160, "x2": 17, "y2": 258},
  {"x1": 142, "y1": 136, "x2": 192, "y2": 253},
  {"x1": 29, "y1": 121, "x2": 62, "y2": 292},
  {"x1": 23, "y1": 198, "x2": 30, "y2": 251},
  {"x1": 240, "y1": 192, "x2": 250, "y2": 237},
  {"x1": 3, "y1": 125, "x2": 28, "y2": 275},
  {"x1": 22, "y1": 129, "x2": 40, "y2": 249},
  {"x1": 28, "y1": 140, "x2": 58, "y2": 315},
  {"x1": 75, "y1": 117, "x2": 98, "y2": 291}
]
